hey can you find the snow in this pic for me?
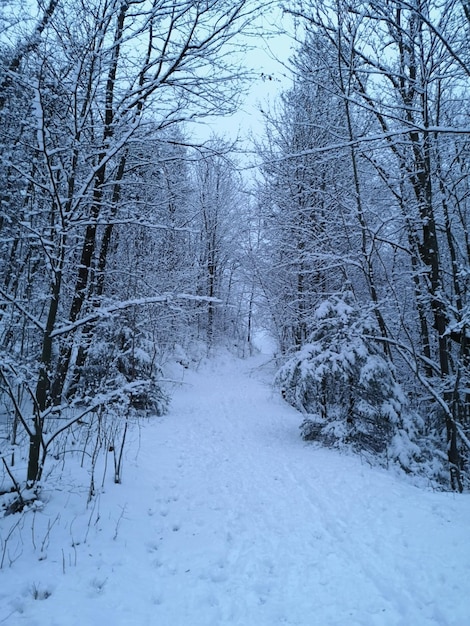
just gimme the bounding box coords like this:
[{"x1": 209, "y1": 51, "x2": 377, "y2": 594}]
[{"x1": 1, "y1": 352, "x2": 470, "y2": 625}]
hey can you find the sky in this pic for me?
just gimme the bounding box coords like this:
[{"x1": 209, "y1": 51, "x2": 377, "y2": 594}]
[
  {"x1": 1, "y1": 1, "x2": 295, "y2": 155},
  {"x1": 190, "y1": 7, "x2": 296, "y2": 146}
]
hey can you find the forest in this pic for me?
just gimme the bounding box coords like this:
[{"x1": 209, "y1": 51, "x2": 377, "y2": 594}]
[{"x1": 1, "y1": 0, "x2": 470, "y2": 516}]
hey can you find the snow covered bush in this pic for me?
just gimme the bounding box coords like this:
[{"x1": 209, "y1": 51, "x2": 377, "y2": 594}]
[
  {"x1": 277, "y1": 292, "x2": 405, "y2": 455},
  {"x1": 77, "y1": 318, "x2": 169, "y2": 416}
]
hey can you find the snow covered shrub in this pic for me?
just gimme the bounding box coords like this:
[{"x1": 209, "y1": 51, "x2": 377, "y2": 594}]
[
  {"x1": 77, "y1": 318, "x2": 169, "y2": 416},
  {"x1": 277, "y1": 292, "x2": 405, "y2": 455},
  {"x1": 387, "y1": 399, "x2": 457, "y2": 487}
]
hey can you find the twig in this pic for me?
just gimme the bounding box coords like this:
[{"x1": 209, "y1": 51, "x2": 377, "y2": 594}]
[
  {"x1": 0, "y1": 516, "x2": 23, "y2": 569},
  {"x1": 113, "y1": 505, "x2": 127, "y2": 541},
  {"x1": 1, "y1": 458, "x2": 24, "y2": 510},
  {"x1": 40, "y1": 513, "x2": 60, "y2": 555}
]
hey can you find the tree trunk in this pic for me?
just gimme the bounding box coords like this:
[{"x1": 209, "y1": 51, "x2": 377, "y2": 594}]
[{"x1": 50, "y1": 4, "x2": 128, "y2": 404}]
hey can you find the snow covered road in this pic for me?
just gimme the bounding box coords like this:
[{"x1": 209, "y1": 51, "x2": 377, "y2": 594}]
[{"x1": 1, "y1": 353, "x2": 470, "y2": 625}]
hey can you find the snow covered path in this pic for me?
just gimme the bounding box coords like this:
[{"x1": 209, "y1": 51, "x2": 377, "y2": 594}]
[{"x1": 2, "y1": 353, "x2": 470, "y2": 625}]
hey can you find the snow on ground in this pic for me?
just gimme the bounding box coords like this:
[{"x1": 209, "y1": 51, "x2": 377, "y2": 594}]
[{"x1": 1, "y1": 351, "x2": 470, "y2": 626}]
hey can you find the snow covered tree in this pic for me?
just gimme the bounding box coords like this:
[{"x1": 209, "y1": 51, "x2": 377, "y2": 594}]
[
  {"x1": 0, "y1": 0, "x2": 267, "y2": 489},
  {"x1": 277, "y1": 0, "x2": 470, "y2": 490},
  {"x1": 255, "y1": 36, "x2": 355, "y2": 353},
  {"x1": 192, "y1": 143, "x2": 249, "y2": 353},
  {"x1": 277, "y1": 292, "x2": 405, "y2": 455}
]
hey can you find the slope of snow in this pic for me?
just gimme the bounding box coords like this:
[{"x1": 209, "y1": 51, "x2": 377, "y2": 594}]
[{"x1": 1, "y1": 352, "x2": 469, "y2": 625}]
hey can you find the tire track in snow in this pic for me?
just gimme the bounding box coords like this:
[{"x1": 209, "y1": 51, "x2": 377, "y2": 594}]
[
  {"x1": 146, "y1": 354, "x2": 470, "y2": 626},
  {"x1": 279, "y1": 459, "x2": 440, "y2": 625},
  {"x1": 208, "y1": 379, "x2": 399, "y2": 624}
]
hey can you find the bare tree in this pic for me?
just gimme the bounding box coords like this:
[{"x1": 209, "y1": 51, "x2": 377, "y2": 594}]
[{"x1": 192, "y1": 141, "x2": 247, "y2": 353}]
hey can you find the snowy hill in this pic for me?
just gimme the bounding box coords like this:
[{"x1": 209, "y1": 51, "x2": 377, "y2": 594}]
[{"x1": 1, "y1": 353, "x2": 469, "y2": 626}]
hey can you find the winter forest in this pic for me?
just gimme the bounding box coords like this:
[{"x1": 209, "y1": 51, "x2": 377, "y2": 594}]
[
  {"x1": 2, "y1": 1, "x2": 470, "y2": 622},
  {"x1": 2, "y1": 0, "x2": 470, "y2": 521}
]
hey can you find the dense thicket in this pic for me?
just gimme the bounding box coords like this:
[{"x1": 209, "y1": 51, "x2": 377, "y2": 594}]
[
  {"x1": 1, "y1": 0, "x2": 470, "y2": 503},
  {"x1": 0, "y1": 0, "x2": 257, "y2": 501},
  {"x1": 257, "y1": 0, "x2": 470, "y2": 490}
]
